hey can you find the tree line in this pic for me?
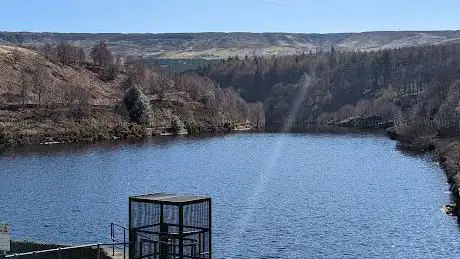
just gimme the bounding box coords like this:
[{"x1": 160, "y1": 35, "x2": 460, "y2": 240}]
[{"x1": 198, "y1": 43, "x2": 460, "y2": 136}]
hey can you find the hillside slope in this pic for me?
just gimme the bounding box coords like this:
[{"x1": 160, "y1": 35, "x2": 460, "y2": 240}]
[
  {"x1": 0, "y1": 45, "x2": 263, "y2": 147},
  {"x1": 0, "y1": 45, "x2": 121, "y2": 105},
  {"x1": 1, "y1": 30, "x2": 460, "y2": 59}
]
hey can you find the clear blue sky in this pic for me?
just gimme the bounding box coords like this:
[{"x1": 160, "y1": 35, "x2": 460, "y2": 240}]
[{"x1": 1, "y1": 0, "x2": 460, "y2": 33}]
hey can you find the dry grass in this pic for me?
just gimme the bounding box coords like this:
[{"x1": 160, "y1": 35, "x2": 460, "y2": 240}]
[{"x1": 0, "y1": 45, "x2": 121, "y2": 105}]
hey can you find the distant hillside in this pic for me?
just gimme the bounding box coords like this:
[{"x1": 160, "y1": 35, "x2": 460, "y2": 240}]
[{"x1": 1, "y1": 30, "x2": 460, "y2": 59}]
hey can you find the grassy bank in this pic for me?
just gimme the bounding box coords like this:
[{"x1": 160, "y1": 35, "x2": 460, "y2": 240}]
[
  {"x1": 0, "y1": 104, "x2": 259, "y2": 148},
  {"x1": 0, "y1": 105, "x2": 146, "y2": 148}
]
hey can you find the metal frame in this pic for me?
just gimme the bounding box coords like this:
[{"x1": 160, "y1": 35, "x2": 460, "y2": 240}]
[{"x1": 129, "y1": 193, "x2": 212, "y2": 259}]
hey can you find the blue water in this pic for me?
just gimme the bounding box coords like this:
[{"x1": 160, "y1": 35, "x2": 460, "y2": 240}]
[{"x1": 1, "y1": 133, "x2": 459, "y2": 258}]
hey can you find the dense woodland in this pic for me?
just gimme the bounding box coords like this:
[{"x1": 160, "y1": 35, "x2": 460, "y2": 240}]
[{"x1": 197, "y1": 44, "x2": 460, "y2": 137}]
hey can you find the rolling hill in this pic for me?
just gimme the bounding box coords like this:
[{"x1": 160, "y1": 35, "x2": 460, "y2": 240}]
[{"x1": 1, "y1": 30, "x2": 460, "y2": 59}]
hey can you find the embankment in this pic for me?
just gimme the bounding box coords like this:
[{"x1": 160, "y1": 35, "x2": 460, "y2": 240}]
[{"x1": 0, "y1": 105, "x2": 258, "y2": 148}]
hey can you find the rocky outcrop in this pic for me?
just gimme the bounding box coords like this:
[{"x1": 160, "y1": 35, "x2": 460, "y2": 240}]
[
  {"x1": 393, "y1": 93, "x2": 418, "y2": 110},
  {"x1": 335, "y1": 115, "x2": 393, "y2": 129}
]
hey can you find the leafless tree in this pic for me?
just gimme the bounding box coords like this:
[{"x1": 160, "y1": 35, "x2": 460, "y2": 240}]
[
  {"x1": 153, "y1": 73, "x2": 171, "y2": 100},
  {"x1": 40, "y1": 43, "x2": 55, "y2": 60},
  {"x1": 56, "y1": 41, "x2": 79, "y2": 65},
  {"x1": 126, "y1": 56, "x2": 145, "y2": 86},
  {"x1": 90, "y1": 41, "x2": 113, "y2": 68},
  {"x1": 31, "y1": 59, "x2": 48, "y2": 105},
  {"x1": 78, "y1": 48, "x2": 86, "y2": 64},
  {"x1": 20, "y1": 70, "x2": 30, "y2": 105}
]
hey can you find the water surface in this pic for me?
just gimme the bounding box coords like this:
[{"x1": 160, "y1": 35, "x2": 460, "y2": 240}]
[{"x1": 1, "y1": 133, "x2": 459, "y2": 258}]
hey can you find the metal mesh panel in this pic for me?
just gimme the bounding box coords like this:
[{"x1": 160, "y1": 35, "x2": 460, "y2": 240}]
[
  {"x1": 130, "y1": 200, "x2": 161, "y2": 259},
  {"x1": 184, "y1": 201, "x2": 210, "y2": 259},
  {"x1": 129, "y1": 194, "x2": 211, "y2": 259}
]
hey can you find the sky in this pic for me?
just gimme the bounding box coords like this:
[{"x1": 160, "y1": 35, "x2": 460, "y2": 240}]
[{"x1": 1, "y1": 0, "x2": 460, "y2": 34}]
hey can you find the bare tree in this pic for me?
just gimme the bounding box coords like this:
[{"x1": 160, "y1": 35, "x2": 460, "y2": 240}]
[
  {"x1": 115, "y1": 55, "x2": 122, "y2": 71},
  {"x1": 56, "y1": 41, "x2": 79, "y2": 65},
  {"x1": 125, "y1": 56, "x2": 146, "y2": 86},
  {"x1": 78, "y1": 48, "x2": 86, "y2": 64},
  {"x1": 90, "y1": 41, "x2": 113, "y2": 68},
  {"x1": 31, "y1": 59, "x2": 48, "y2": 105},
  {"x1": 40, "y1": 43, "x2": 55, "y2": 60},
  {"x1": 153, "y1": 73, "x2": 171, "y2": 100},
  {"x1": 61, "y1": 81, "x2": 92, "y2": 118},
  {"x1": 19, "y1": 70, "x2": 30, "y2": 105}
]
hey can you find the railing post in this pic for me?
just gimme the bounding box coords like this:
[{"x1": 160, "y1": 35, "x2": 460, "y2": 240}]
[
  {"x1": 97, "y1": 244, "x2": 101, "y2": 259},
  {"x1": 111, "y1": 223, "x2": 114, "y2": 241},
  {"x1": 57, "y1": 247, "x2": 61, "y2": 259},
  {"x1": 123, "y1": 228, "x2": 126, "y2": 259}
]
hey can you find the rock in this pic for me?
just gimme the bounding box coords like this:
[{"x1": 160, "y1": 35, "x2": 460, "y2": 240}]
[
  {"x1": 327, "y1": 120, "x2": 337, "y2": 126},
  {"x1": 386, "y1": 126, "x2": 399, "y2": 140},
  {"x1": 442, "y1": 203, "x2": 457, "y2": 216},
  {"x1": 355, "y1": 115, "x2": 383, "y2": 129},
  {"x1": 337, "y1": 115, "x2": 385, "y2": 129},
  {"x1": 337, "y1": 116, "x2": 360, "y2": 127},
  {"x1": 378, "y1": 121, "x2": 394, "y2": 129},
  {"x1": 233, "y1": 122, "x2": 254, "y2": 132}
]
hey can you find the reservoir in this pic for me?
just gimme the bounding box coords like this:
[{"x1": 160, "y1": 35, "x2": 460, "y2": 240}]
[{"x1": 1, "y1": 133, "x2": 459, "y2": 258}]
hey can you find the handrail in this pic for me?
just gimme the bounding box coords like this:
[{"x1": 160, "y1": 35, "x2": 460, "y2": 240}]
[
  {"x1": 111, "y1": 222, "x2": 158, "y2": 244},
  {"x1": 4, "y1": 242, "x2": 126, "y2": 258}
]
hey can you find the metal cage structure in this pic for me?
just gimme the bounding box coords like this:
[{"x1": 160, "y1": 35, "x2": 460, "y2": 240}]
[{"x1": 129, "y1": 193, "x2": 211, "y2": 259}]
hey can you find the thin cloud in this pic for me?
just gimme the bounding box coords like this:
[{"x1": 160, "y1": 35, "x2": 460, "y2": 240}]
[{"x1": 267, "y1": 0, "x2": 287, "y2": 4}]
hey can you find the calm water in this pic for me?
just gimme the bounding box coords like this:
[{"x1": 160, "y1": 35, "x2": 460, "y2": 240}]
[{"x1": 1, "y1": 133, "x2": 460, "y2": 258}]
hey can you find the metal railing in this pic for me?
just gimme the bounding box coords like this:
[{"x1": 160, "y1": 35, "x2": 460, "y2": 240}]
[
  {"x1": 2, "y1": 223, "x2": 132, "y2": 259},
  {"x1": 3, "y1": 242, "x2": 126, "y2": 259},
  {"x1": 1, "y1": 223, "x2": 209, "y2": 259},
  {"x1": 110, "y1": 223, "x2": 129, "y2": 259}
]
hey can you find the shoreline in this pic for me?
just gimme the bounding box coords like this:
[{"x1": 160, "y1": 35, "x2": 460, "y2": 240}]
[{"x1": 387, "y1": 127, "x2": 460, "y2": 216}]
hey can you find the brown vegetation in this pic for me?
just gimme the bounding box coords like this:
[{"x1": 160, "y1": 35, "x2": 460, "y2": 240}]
[{"x1": 0, "y1": 44, "x2": 264, "y2": 147}]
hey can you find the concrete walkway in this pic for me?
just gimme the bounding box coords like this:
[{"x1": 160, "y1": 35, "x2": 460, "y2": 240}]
[{"x1": 103, "y1": 247, "x2": 126, "y2": 259}]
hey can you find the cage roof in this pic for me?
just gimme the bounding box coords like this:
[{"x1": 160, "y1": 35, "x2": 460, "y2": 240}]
[{"x1": 130, "y1": 193, "x2": 211, "y2": 204}]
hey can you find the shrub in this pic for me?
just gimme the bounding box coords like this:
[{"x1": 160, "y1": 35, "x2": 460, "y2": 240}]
[
  {"x1": 185, "y1": 120, "x2": 202, "y2": 135},
  {"x1": 172, "y1": 116, "x2": 186, "y2": 133},
  {"x1": 123, "y1": 86, "x2": 152, "y2": 125}
]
